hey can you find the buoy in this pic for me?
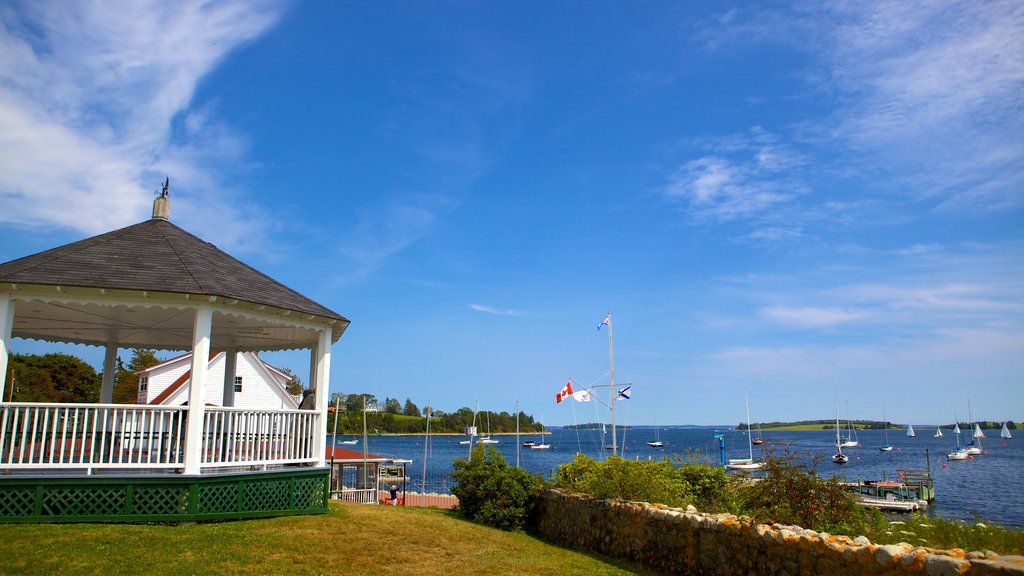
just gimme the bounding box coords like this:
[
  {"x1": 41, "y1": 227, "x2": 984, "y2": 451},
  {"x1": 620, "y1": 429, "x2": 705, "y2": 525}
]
[
  {"x1": 942, "y1": 463, "x2": 948, "y2": 468},
  {"x1": 983, "y1": 451, "x2": 989, "y2": 455},
  {"x1": 968, "y1": 455, "x2": 974, "y2": 460}
]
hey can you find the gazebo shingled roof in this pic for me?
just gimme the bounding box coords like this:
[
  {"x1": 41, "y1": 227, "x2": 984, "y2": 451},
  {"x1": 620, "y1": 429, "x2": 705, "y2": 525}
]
[{"x1": 0, "y1": 218, "x2": 346, "y2": 323}]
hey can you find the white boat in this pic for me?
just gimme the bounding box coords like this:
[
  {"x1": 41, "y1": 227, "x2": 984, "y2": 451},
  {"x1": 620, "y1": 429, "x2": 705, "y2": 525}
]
[
  {"x1": 879, "y1": 407, "x2": 893, "y2": 452},
  {"x1": 965, "y1": 400, "x2": 982, "y2": 455},
  {"x1": 832, "y1": 396, "x2": 849, "y2": 464},
  {"x1": 933, "y1": 426, "x2": 944, "y2": 438},
  {"x1": 1002, "y1": 422, "x2": 1013, "y2": 439},
  {"x1": 840, "y1": 402, "x2": 860, "y2": 447},
  {"x1": 528, "y1": 416, "x2": 552, "y2": 448},
  {"x1": 906, "y1": 423, "x2": 915, "y2": 437},
  {"x1": 459, "y1": 405, "x2": 479, "y2": 446},
  {"x1": 338, "y1": 438, "x2": 358, "y2": 445},
  {"x1": 647, "y1": 417, "x2": 665, "y2": 448},
  {"x1": 478, "y1": 410, "x2": 499, "y2": 444},
  {"x1": 947, "y1": 418, "x2": 969, "y2": 460},
  {"x1": 726, "y1": 392, "x2": 764, "y2": 471}
]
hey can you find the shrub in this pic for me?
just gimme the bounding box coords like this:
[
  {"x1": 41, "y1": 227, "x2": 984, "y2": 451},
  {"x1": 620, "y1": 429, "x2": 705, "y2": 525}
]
[
  {"x1": 737, "y1": 448, "x2": 884, "y2": 533},
  {"x1": 553, "y1": 454, "x2": 691, "y2": 508},
  {"x1": 451, "y1": 444, "x2": 542, "y2": 531},
  {"x1": 675, "y1": 454, "x2": 740, "y2": 514}
]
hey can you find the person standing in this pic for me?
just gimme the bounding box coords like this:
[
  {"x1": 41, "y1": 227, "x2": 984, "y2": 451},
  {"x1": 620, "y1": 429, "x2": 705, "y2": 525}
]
[{"x1": 389, "y1": 484, "x2": 399, "y2": 505}]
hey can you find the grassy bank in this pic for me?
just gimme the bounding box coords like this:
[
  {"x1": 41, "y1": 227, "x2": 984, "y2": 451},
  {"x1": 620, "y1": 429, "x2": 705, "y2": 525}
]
[{"x1": 0, "y1": 503, "x2": 652, "y2": 576}]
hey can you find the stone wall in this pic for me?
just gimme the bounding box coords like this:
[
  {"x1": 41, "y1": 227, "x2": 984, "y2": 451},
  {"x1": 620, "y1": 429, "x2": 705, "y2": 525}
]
[{"x1": 535, "y1": 489, "x2": 1024, "y2": 576}]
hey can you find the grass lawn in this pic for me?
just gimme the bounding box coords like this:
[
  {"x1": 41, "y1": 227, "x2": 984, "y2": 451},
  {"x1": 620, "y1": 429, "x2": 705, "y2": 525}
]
[{"x1": 0, "y1": 502, "x2": 653, "y2": 576}]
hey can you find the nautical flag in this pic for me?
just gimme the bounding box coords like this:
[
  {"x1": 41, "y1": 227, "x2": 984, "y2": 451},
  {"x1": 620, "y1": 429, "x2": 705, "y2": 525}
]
[
  {"x1": 597, "y1": 314, "x2": 610, "y2": 331},
  {"x1": 616, "y1": 385, "x2": 631, "y2": 400},
  {"x1": 556, "y1": 381, "x2": 574, "y2": 403},
  {"x1": 572, "y1": 390, "x2": 592, "y2": 403}
]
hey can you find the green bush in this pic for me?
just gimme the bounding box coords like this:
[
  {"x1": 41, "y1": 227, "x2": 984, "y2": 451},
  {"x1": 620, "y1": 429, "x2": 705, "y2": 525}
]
[
  {"x1": 554, "y1": 454, "x2": 691, "y2": 508},
  {"x1": 451, "y1": 444, "x2": 542, "y2": 531},
  {"x1": 675, "y1": 455, "x2": 739, "y2": 514},
  {"x1": 737, "y1": 449, "x2": 884, "y2": 533}
]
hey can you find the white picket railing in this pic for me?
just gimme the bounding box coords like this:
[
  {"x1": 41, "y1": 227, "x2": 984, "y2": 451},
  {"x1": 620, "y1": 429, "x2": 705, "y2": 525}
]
[
  {"x1": 0, "y1": 403, "x2": 186, "y2": 469},
  {"x1": 200, "y1": 407, "x2": 320, "y2": 468},
  {"x1": 0, "y1": 403, "x2": 320, "y2": 471}
]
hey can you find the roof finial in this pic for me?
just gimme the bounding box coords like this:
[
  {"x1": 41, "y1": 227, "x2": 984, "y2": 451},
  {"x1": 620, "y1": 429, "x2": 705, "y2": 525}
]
[{"x1": 152, "y1": 177, "x2": 171, "y2": 220}]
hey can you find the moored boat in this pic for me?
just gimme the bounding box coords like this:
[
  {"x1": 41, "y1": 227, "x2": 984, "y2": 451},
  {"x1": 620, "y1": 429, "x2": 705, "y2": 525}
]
[{"x1": 1002, "y1": 422, "x2": 1013, "y2": 439}]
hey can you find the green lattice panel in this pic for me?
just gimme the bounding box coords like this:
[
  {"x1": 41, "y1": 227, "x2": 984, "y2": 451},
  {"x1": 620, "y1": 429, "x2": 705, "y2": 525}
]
[
  {"x1": 241, "y1": 479, "x2": 290, "y2": 512},
  {"x1": 198, "y1": 483, "x2": 239, "y2": 514},
  {"x1": 41, "y1": 487, "x2": 126, "y2": 517},
  {"x1": 293, "y1": 476, "x2": 326, "y2": 510},
  {"x1": 131, "y1": 485, "x2": 189, "y2": 517},
  {"x1": 0, "y1": 486, "x2": 35, "y2": 517}
]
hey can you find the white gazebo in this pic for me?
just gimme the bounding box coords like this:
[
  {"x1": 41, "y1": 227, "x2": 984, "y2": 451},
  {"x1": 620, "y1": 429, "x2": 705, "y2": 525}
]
[{"x1": 0, "y1": 189, "x2": 349, "y2": 522}]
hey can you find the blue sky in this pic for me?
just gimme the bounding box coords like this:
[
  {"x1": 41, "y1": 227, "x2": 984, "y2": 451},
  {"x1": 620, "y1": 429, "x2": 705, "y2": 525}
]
[{"x1": 1, "y1": 1, "x2": 1021, "y2": 426}]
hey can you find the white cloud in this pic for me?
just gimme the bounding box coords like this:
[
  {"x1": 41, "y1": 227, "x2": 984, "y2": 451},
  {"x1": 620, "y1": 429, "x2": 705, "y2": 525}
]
[
  {"x1": 470, "y1": 304, "x2": 523, "y2": 317},
  {"x1": 760, "y1": 306, "x2": 868, "y2": 328},
  {"x1": 0, "y1": 1, "x2": 284, "y2": 246}
]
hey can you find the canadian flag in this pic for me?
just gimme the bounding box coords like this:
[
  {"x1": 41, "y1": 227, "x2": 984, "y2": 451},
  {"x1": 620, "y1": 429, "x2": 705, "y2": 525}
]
[{"x1": 555, "y1": 381, "x2": 574, "y2": 403}]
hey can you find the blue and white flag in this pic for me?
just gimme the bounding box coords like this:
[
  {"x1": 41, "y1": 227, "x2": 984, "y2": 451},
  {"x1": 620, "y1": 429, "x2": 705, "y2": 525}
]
[
  {"x1": 616, "y1": 385, "x2": 631, "y2": 400},
  {"x1": 597, "y1": 314, "x2": 610, "y2": 331}
]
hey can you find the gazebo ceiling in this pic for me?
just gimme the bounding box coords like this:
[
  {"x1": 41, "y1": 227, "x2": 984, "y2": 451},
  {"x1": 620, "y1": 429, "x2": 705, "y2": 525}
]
[
  {"x1": 0, "y1": 212, "x2": 349, "y2": 352},
  {"x1": 9, "y1": 290, "x2": 330, "y2": 352}
]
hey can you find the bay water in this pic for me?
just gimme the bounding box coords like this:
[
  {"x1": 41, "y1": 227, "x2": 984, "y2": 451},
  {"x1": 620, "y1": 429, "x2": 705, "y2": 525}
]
[{"x1": 337, "y1": 425, "x2": 1024, "y2": 528}]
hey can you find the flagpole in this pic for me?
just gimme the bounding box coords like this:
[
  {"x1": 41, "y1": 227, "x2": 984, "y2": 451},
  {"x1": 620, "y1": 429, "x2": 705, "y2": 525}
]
[{"x1": 608, "y1": 312, "x2": 616, "y2": 457}]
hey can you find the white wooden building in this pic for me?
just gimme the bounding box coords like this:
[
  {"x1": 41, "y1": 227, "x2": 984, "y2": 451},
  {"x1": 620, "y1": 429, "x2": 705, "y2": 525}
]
[{"x1": 139, "y1": 351, "x2": 301, "y2": 410}]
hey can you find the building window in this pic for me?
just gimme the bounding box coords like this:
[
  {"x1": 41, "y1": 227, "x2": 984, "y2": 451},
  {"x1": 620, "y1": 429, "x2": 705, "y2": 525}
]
[
  {"x1": 234, "y1": 376, "x2": 243, "y2": 393},
  {"x1": 139, "y1": 377, "x2": 148, "y2": 392}
]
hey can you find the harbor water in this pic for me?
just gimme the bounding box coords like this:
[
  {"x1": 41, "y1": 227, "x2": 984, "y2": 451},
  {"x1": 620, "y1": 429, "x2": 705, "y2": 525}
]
[{"x1": 339, "y1": 425, "x2": 1024, "y2": 528}]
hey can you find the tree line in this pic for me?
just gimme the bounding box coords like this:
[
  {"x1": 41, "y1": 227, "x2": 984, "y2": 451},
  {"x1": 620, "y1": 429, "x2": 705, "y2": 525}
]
[{"x1": 325, "y1": 392, "x2": 542, "y2": 435}]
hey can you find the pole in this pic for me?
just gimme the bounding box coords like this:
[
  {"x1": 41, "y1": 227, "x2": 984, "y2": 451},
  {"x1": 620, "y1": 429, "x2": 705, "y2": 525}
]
[
  {"x1": 608, "y1": 313, "x2": 616, "y2": 457},
  {"x1": 515, "y1": 400, "x2": 520, "y2": 468},
  {"x1": 422, "y1": 401, "x2": 431, "y2": 495}
]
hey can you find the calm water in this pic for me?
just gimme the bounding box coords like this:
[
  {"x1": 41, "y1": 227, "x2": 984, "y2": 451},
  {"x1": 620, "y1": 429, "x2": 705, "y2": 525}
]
[{"x1": 336, "y1": 425, "x2": 1024, "y2": 528}]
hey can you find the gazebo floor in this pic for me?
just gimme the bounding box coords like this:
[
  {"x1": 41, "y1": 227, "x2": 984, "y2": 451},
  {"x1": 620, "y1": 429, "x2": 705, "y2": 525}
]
[{"x1": 0, "y1": 466, "x2": 329, "y2": 523}]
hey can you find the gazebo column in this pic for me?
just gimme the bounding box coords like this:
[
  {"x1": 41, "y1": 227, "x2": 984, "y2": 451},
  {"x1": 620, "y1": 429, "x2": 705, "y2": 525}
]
[
  {"x1": 183, "y1": 304, "x2": 213, "y2": 475},
  {"x1": 99, "y1": 343, "x2": 118, "y2": 404},
  {"x1": 313, "y1": 326, "x2": 332, "y2": 466},
  {"x1": 0, "y1": 294, "x2": 12, "y2": 399},
  {"x1": 222, "y1": 349, "x2": 237, "y2": 407}
]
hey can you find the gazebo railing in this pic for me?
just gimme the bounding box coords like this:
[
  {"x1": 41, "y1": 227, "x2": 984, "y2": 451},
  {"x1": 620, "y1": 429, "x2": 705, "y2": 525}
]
[
  {"x1": 0, "y1": 403, "x2": 186, "y2": 469},
  {"x1": 201, "y1": 407, "x2": 319, "y2": 468},
  {"x1": 0, "y1": 403, "x2": 320, "y2": 471}
]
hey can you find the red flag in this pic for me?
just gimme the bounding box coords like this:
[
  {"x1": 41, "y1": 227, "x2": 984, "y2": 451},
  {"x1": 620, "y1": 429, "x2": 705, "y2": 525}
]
[{"x1": 556, "y1": 381, "x2": 574, "y2": 403}]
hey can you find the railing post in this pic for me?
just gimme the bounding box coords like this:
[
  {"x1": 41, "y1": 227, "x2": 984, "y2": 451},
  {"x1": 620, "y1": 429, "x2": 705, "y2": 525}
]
[
  {"x1": 313, "y1": 326, "x2": 332, "y2": 467},
  {"x1": 184, "y1": 304, "x2": 213, "y2": 475},
  {"x1": 0, "y1": 294, "x2": 13, "y2": 402}
]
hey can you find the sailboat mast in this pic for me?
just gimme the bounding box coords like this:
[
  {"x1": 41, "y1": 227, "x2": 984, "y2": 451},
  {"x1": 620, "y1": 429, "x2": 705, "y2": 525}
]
[
  {"x1": 607, "y1": 313, "x2": 617, "y2": 457},
  {"x1": 744, "y1": 391, "x2": 753, "y2": 461}
]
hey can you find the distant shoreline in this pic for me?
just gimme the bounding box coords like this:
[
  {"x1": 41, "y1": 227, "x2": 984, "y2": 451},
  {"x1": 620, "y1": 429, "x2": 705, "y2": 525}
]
[{"x1": 332, "y1": 431, "x2": 551, "y2": 437}]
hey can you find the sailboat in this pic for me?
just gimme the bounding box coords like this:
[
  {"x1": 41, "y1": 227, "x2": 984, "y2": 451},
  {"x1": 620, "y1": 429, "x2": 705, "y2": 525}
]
[
  {"x1": 965, "y1": 400, "x2": 982, "y2": 455},
  {"x1": 933, "y1": 426, "x2": 944, "y2": 438},
  {"x1": 647, "y1": 417, "x2": 665, "y2": 448},
  {"x1": 750, "y1": 423, "x2": 764, "y2": 446},
  {"x1": 338, "y1": 437, "x2": 358, "y2": 445},
  {"x1": 947, "y1": 420, "x2": 968, "y2": 460},
  {"x1": 479, "y1": 410, "x2": 499, "y2": 444},
  {"x1": 840, "y1": 402, "x2": 860, "y2": 447},
  {"x1": 726, "y1": 392, "x2": 764, "y2": 470},
  {"x1": 906, "y1": 423, "x2": 915, "y2": 437},
  {"x1": 459, "y1": 404, "x2": 479, "y2": 445},
  {"x1": 529, "y1": 416, "x2": 551, "y2": 450},
  {"x1": 832, "y1": 396, "x2": 849, "y2": 464},
  {"x1": 1001, "y1": 422, "x2": 1013, "y2": 439},
  {"x1": 879, "y1": 408, "x2": 893, "y2": 452}
]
